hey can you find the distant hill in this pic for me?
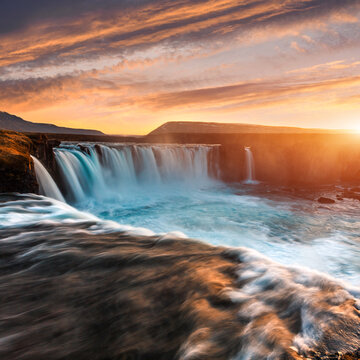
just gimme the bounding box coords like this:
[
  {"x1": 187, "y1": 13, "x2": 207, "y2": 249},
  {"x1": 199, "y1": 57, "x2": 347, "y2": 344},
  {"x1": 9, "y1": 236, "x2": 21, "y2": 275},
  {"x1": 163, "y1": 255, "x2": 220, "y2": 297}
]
[
  {"x1": 0, "y1": 112, "x2": 104, "y2": 135},
  {"x1": 148, "y1": 121, "x2": 343, "y2": 135}
]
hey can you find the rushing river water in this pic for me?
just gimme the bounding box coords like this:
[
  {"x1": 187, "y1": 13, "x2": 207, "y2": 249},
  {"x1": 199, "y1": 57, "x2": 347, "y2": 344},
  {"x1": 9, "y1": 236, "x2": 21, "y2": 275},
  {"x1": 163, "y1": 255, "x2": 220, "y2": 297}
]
[{"x1": 1, "y1": 193, "x2": 359, "y2": 359}]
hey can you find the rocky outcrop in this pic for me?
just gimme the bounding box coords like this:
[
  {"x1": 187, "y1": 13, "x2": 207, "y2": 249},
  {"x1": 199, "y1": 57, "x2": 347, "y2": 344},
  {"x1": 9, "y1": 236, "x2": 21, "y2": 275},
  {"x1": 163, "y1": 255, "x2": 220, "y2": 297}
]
[
  {"x1": 0, "y1": 130, "x2": 38, "y2": 193},
  {"x1": 317, "y1": 196, "x2": 336, "y2": 204},
  {"x1": 27, "y1": 133, "x2": 60, "y2": 178},
  {"x1": 0, "y1": 130, "x2": 60, "y2": 194}
]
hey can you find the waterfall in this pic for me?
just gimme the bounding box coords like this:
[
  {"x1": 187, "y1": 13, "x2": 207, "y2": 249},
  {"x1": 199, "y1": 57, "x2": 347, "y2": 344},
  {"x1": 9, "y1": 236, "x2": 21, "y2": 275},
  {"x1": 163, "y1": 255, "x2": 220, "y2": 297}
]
[
  {"x1": 244, "y1": 146, "x2": 258, "y2": 184},
  {"x1": 31, "y1": 156, "x2": 65, "y2": 202},
  {"x1": 54, "y1": 143, "x2": 219, "y2": 203}
]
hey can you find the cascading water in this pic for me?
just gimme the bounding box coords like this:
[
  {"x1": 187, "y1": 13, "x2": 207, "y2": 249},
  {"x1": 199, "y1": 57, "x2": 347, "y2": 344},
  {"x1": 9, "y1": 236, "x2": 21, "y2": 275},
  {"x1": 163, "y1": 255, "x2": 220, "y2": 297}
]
[
  {"x1": 31, "y1": 156, "x2": 65, "y2": 202},
  {"x1": 244, "y1": 146, "x2": 258, "y2": 184},
  {"x1": 54, "y1": 143, "x2": 219, "y2": 203},
  {"x1": 47, "y1": 141, "x2": 360, "y2": 288}
]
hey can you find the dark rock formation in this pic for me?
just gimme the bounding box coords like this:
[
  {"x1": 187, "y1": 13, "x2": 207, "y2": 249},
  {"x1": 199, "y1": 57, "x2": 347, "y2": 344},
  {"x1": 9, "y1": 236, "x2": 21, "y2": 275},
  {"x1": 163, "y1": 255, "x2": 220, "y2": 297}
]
[
  {"x1": 0, "y1": 130, "x2": 61, "y2": 194},
  {"x1": 0, "y1": 130, "x2": 38, "y2": 193},
  {"x1": 27, "y1": 133, "x2": 60, "y2": 178},
  {"x1": 0, "y1": 111, "x2": 103, "y2": 135},
  {"x1": 317, "y1": 197, "x2": 336, "y2": 204}
]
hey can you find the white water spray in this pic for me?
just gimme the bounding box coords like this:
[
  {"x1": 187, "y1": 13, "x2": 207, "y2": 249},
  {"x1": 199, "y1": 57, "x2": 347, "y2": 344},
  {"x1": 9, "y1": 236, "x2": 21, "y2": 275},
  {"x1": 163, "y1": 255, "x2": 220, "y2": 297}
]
[
  {"x1": 31, "y1": 156, "x2": 65, "y2": 202},
  {"x1": 244, "y1": 146, "x2": 258, "y2": 184},
  {"x1": 54, "y1": 144, "x2": 219, "y2": 203}
]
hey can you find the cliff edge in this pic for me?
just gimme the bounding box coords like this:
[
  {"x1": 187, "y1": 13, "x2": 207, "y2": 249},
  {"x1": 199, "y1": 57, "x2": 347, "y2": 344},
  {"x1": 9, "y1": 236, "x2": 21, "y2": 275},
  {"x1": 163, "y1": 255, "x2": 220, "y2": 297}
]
[
  {"x1": 0, "y1": 130, "x2": 38, "y2": 193},
  {"x1": 0, "y1": 130, "x2": 60, "y2": 194}
]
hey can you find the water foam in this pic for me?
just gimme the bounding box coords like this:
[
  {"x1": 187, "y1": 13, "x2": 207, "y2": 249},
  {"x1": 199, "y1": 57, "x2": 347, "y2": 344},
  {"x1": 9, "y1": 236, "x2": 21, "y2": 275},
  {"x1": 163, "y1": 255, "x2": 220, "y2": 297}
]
[{"x1": 0, "y1": 194, "x2": 358, "y2": 359}]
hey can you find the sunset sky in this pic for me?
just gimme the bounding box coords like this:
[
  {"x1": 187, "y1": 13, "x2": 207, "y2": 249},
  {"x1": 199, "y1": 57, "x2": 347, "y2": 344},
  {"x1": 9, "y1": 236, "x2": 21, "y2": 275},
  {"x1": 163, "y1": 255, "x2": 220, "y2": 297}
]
[{"x1": 1, "y1": 0, "x2": 360, "y2": 134}]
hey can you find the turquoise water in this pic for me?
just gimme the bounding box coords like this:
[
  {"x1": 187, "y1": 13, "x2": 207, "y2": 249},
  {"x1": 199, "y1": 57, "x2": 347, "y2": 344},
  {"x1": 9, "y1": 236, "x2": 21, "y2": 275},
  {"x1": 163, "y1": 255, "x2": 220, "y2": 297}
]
[
  {"x1": 1, "y1": 193, "x2": 359, "y2": 358},
  {"x1": 74, "y1": 182, "x2": 360, "y2": 286}
]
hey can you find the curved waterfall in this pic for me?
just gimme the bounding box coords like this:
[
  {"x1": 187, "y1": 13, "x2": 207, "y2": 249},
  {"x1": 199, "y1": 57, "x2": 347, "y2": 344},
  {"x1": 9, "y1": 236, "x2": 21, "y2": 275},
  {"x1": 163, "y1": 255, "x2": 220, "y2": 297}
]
[
  {"x1": 31, "y1": 156, "x2": 65, "y2": 202},
  {"x1": 54, "y1": 143, "x2": 219, "y2": 203}
]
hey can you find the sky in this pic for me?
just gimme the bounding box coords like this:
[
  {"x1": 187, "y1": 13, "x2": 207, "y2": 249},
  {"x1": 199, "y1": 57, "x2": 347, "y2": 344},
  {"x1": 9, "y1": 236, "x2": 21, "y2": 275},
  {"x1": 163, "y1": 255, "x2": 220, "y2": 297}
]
[{"x1": 0, "y1": 0, "x2": 360, "y2": 135}]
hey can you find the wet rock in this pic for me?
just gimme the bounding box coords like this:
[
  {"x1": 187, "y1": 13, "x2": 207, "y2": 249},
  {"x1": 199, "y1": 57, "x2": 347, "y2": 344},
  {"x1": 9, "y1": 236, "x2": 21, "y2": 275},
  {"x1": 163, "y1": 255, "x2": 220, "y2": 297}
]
[
  {"x1": 94, "y1": 143, "x2": 103, "y2": 159},
  {"x1": 27, "y1": 133, "x2": 60, "y2": 178},
  {"x1": 79, "y1": 144, "x2": 91, "y2": 155},
  {"x1": 0, "y1": 130, "x2": 62, "y2": 194},
  {"x1": 317, "y1": 197, "x2": 336, "y2": 204}
]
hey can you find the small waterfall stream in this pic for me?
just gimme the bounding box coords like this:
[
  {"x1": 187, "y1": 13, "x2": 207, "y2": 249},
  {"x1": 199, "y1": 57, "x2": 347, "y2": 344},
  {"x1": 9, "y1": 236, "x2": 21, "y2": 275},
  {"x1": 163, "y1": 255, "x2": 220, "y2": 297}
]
[
  {"x1": 244, "y1": 146, "x2": 258, "y2": 184},
  {"x1": 31, "y1": 156, "x2": 65, "y2": 202}
]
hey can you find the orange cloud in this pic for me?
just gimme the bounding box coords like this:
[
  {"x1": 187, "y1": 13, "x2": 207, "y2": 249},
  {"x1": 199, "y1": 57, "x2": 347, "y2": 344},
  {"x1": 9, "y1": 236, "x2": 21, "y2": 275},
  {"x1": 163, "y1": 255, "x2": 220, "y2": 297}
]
[
  {"x1": 1, "y1": 0, "x2": 360, "y2": 134},
  {"x1": 1, "y1": 0, "x2": 359, "y2": 69}
]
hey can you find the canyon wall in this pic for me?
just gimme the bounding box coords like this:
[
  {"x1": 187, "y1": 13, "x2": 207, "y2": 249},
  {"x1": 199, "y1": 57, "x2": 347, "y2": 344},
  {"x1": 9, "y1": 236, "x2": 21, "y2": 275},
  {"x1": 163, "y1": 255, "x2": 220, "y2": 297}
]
[
  {"x1": 146, "y1": 133, "x2": 360, "y2": 185},
  {"x1": 1, "y1": 130, "x2": 360, "y2": 194}
]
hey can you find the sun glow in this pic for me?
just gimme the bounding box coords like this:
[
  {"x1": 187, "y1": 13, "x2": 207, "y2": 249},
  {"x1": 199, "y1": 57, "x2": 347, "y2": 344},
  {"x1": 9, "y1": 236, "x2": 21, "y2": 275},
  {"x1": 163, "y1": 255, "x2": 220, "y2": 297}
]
[{"x1": 353, "y1": 124, "x2": 360, "y2": 133}]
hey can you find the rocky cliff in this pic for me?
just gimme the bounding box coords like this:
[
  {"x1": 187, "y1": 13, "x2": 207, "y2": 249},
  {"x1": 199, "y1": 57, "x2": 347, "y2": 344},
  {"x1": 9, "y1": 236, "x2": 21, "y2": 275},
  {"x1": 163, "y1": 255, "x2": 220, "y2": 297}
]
[
  {"x1": 145, "y1": 132, "x2": 360, "y2": 185},
  {"x1": 1, "y1": 129, "x2": 360, "y2": 195},
  {"x1": 0, "y1": 130, "x2": 60, "y2": 194},
  {"x1": 0, "y1": 130, "x2": 38, "y2": 193}
]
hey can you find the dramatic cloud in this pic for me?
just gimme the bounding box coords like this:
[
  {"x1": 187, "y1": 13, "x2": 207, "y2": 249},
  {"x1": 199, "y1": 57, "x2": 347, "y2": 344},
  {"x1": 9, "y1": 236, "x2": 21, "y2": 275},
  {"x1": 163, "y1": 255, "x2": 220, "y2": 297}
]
[
  {"x1": 139, "y1": 75, "x2": 360, "y2": 110},
  {"x1": 0, "y1": 0, "x2": 360, "y2": 133}
]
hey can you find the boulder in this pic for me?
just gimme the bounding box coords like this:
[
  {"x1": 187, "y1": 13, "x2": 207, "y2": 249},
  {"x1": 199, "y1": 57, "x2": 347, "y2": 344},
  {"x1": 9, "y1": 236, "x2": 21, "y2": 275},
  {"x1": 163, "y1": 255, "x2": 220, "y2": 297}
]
[{"x1": 317, "y1": 197, "x2": 336, "y2": 204}]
